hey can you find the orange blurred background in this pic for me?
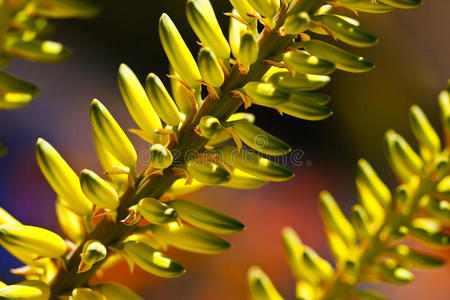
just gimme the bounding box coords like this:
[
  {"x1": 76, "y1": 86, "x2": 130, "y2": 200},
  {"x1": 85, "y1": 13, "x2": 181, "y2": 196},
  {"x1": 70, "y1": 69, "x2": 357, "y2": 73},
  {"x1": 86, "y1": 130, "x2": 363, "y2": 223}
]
[{"x1": 0, "y1": 0, "x2": 449, "y2": 299}]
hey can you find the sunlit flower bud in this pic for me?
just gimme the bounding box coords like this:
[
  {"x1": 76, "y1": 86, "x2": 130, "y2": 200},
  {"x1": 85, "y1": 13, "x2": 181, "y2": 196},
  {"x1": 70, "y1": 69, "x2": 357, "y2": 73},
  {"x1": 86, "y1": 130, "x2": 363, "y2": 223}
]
[
  {"x1": 375, "y1": 0, "x2": 422, "y2": 9},
  {"x1": 123, "y1": 240, "x2": 185, "y2": 278},
  {"x1": 248, "y1": 266, "x2": 283, "y2": 300},
  {"x1": 159, "y1": 13, "x2": 201, "y2": 88},
  {"x1": 137, "y1": 198, "x2": 178, "y2": 225},
  {"x1": 27, "y1": 0, "x2": 101, "y2": 18},
  {"x1": 282, "y1": 50, "x2": 335, "y2": 75},
  {"x1": 243, "y1": 81, "x2": 290, "y2": 107},
  {"x1": 92, "y1": 283, "x2": 144, "y2": 300},
  {"x1": 3, "y1": 37, "x2": 70, "y2": 63},
  {"x1": 186, "y1": 0, "x2": 230, "y2": 60},
  {"x1": 118, "y1": 64, "x2": 163, "y2": 142},
  {"x1": 284, "y1": 11, "x2": 310, "y2": 35},
  {"x1": 78, "y1": 240, "x2": 107, "y2": 273},
  {"x1": 148, "y1": 144, "x2": 173, "y2": 170},
  {"x1": 55, "y1": 200, "x2": 85, "y2": 243},
  {"x1": 0, "y1": 207, "x2": 21, "y2": 225},
  {"x1": 376, "y1": 263, "x2": 414, "y2": 284},
  {"x1": 266, "y1": 71, "x2": 330, "y2": 92},
  {"x1": 350, "y1": 205, "x2": 373, "y2": 239},
  {"x1": 229, "y1": 0, "x2": 256, "y2": 22},
  {"x1": 186, "y1": 156, "x2": 231, "y2": 185},
  {"x1": 198, "y1": 115, "x2": 222, "y2": 139},
  {"x1": 80, "y1": 169, "x2": 119, "y2": 211},
  {"x1": 169, "y1": 67, "x2": 193, "y2": 119},
  {"x1": 0, "y1": 70, "x2": 39, "y2": 109},
  {"x1": 36, "y1": 138, "x2": 92, "y2": 216},
  {"x1": 247, "y1": 0, "x2": 280, "y2": 18},
  {"x1": 278, "y1": 93, "x2": 333, "y2": 121},
  {"x1": 72, "y1": 288, "x2": 106, "y2": 300},
  {"x1": 145, "y1": 73, "x2": 181, "y2": 126},
  {"x1": 167, "y1": 199, "x2": 244, "y2": 234},
  {"x1": 410, "y1": 105, "x2": 441, "y2": 160},
  {"x1": 198, "y1": 48, "x2": 224, "y2": 88},
  {"x1": 220, "y1": 168, "x2": 267, "y2": 189},
  {"x1": 0, "y1": 224, "x2": 66, "y2": 258},
  {"x1": 239, "y1": 32, "x2": 259, "y2": 66},
  {"x1": 90, "y1": 99, "x2": 137, "y2": 172},
  {"x1": 0, "y1": 284, "x2": 43, "y2": 299}
]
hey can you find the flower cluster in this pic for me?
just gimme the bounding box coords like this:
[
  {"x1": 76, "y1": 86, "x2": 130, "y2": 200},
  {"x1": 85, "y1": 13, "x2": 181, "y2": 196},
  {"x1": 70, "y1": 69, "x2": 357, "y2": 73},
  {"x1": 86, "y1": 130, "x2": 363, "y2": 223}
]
[
  {"x1": 0, "y1": 0, "x2": 424, "y2": 298},
  {"x1": 249, "y1": 82, "x2": 450, "y2": 300}
]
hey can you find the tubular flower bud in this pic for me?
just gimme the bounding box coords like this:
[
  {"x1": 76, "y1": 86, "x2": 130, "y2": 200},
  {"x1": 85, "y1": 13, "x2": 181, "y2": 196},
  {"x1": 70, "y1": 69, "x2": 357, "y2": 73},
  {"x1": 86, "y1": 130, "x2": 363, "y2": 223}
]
[
  {"x1": 351, "y1": 205, "x2": 373, "y2": 239},
  {"x1": 243, "y1": 82, "x2": 290, "y2": 107},
  {"x1": 338, "y1": 0, "x2": 394, "y2": 13},
  {"x1": 118, "y1": 64, "x2": 163, "y2": 141},
  {"x1": 137, "y1": 198, "x2": 178, "y2": 225},
  {"x1": 0, "y1": 93, "x2": 33, "y2": 110},
  {"x1": 239, "y1": 32, "x2": 259, "y2": 65},
  {"x1": 3, "y1": 37, "x2": 71, "y2": 63},
  {"x1": 145, "y1": 73, "x2": 181, "y2": 126},
  {"x1": 186, "y1": 0, "x2": 230, "y2": 60},
  {"x1": 281, "y1": 227, "x2": 305, "y2": 280},
  {"x1": 198, "y1": 48, "x2": 225, "y2": 87},
  {"x1": 220, "y1": 168, "x2": 267, "y2": 189},
  {"x1": 298, "y1": 39, "x2": 374, "y2": 73},
  {"x1": 167, "y1": 199, "x2": 245, "y2": 235},
  {"x1": 92, "y1": 283, "x2": 144, "y2": 300},
  {"x1": 123, "y1": 240, "x2": 185, "y2": 278},
  {"x1": 229, "y1": 10, "x2": 256, "y2": 60},
  {"x1": 266, "y1": 71, "x2": 330, "y2": 92},
  {"x1": 229, "y1": 119, "x2": 291, "y2": 155},
  {"x1": 388, "y1": 244, "x2": 444, "y2": 269},
  {"x1": 198, "y1": 115, "x2": 222, "y2": 139},
  {"x1": 0, "y1": 70, "x2": 39, "y2": 110},
  {"x1": 90, "y1": 99, "x2": 137, "y2": 172},
  {"x1": 150, "y1": 223, "x2": 230, "y2": 254},
  {"x1": 26, "y1": 0, "x2": 101, "y2": 18},
  {"x1": 159, "y1": 13, "x2": 201, "y2": 88},
  {"x1": 319, "y1": 191, "x2": 357, "y2": 247},
  {"x1": 169, "y1": 68, "x2": 193, "y2": 118},
  {"x1": 212, "y1": 146, "x2": 293, "y2": 182},
  {"x1": 0, "y1": 224, "x2": 66, "y2": 258},
  {"x1": 55, "y1": 200, "x2": 85, "y2": 243},
  {"x1": 409, "y1": 218, "x2": 449, "y2": 247},
  {"x1": 148, "y1": 144, "x2": 173, "y2": 170},
  {"x1": 384, "y1": 130, "x2": 413, "y2": 183},
  {"x1": 438, "y1": 83, "x2": 450, "y2": 138},
  {"x1": 229, "y1": 0, "x2": 256, "y2": 22},
  {"x1": 36, "y1": 138, "x2": 92, "y2": 216},
  {"x1": 72, "y1": 288, "x2": 106, "y2": 300},
  {"x1": 282, "y1": 50, "x2": 335, "y2": 75},
  {"x1": 186, "y1": 156, "x2": 231, "y2": 185},
  {"x1": 0, "y1": 207, "x2": 21, "y2": 225},
  {"x1": 376, "y1": 263, "x2": 414, "y2": 284},
  {"x1": 410, "y1": 105, "x2": 441, "y2": 160},
  {"x1": 377, "y1": 0, "x2": 422, "y2": 9},
  {"x1": 394, "y1": 134, "x2": 424, "y2": 174},
  {"x1": 247, "y1": 0, "x2": 280, "y2": 18},
  {"x1": 80, "y1": 169, "x2": 120, "y2": 211},
  {"x1": 284, "y1": 11, "x2": 311, "y2": 35},
  {"x1": 356, "y1": 159, "x2": 391, "y2": 208},
  {"x1": 79, "y1": 240, "x2": 107, "y2": 273},
  {"x1": 0, "y1": 284, "x2": 43, "y2": 300},
  {"x1": 312, "y1": 15, "x2": 378, "y2": 48},
  {"x1": 248, "y1": 266, "x2": 283, "y2": 300},
  {"x1": 208, "y1": 113, "x2": 256, "y2": 146},
  {"x1": 166, "y1": 179, "x2": 204, "y2": 197},
  {"x1": 279, "y1": 93, "x2": 333, "y2": 121}
]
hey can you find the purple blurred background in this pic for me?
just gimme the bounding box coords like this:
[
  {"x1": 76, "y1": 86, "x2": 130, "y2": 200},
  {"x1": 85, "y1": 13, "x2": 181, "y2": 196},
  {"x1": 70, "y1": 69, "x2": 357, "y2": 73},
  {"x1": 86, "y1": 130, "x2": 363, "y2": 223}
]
[{"x1": 0, "y1": 0, "x2": 449, "y2": 299}]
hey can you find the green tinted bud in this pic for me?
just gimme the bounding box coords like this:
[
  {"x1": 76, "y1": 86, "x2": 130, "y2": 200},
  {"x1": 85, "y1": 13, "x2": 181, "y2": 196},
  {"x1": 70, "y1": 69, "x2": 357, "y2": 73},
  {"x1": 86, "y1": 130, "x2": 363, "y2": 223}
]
[
  {"x1": 159, "y1": 14, "x2": 201, "y2": 88},
  {"x1": 229, "y1": 11, "x2": 256, "y2": 59},
  {"x1": 229, "y1": 119, "x2": 291, "y2": 155},
  {"x1": 284, "y1": 11, "x2": 311, "y2": 34},
  {"x1": 118, "y1": 64, "x2": 163, "y2": 140},
  {"x1": 384, "y1": 130, "x2": 413, "y2": 183},
  {"x1": 229, "y1": 0, "x2": 256, "y2": 22},
  {"x1": 299, "y1": 39, "x2": 374, "y2": 73},
  {"x1": 282, "y1": 50, "x2": 335, "y2": 75},
  {"x1": 0, "y1": 285, "x2": 43, "y2": 299},
  {"x1": 0, "y1": 207, "x2": 21, "y2": 225},
  {"x1": 123, "y1": 240, "x2": 185, "y2": 278},
  {"x1": 354, "y1": 290, "x2": 389, "y2": 300},
  {"x1": 281, "y1": 227, "x2": 304, "y2": 280},
  {"x1": 3, "y1": 37, "x2": 70, "y2": 63},
  {"x1": 302, "y1": 247, "x2": 333, "y2": 281},
  {"x1": 0, "y1": 70, "x2": 39, "y2": 109},
  {"x1": 55, "y1": 200, "x2": 85, "y2": 243},
  {"x1": 351, "y1": 205, "x2": 373, "y2": 238},
  {"x1": 243, "y1": 81, "x2": 290, "y2": 107},
  {"x1": 148, "y1": 144, "x2": 173, "y2": 169},
  {"x1": 198, "y1": 115, "x2": 223, "y2": 139},
  {"x1": 220, "y1": 168, "x2": 267, "y2": 189},
  {"x1": 421, "y1": 196, "x2": 450, "y2": 220},
  {"x1": 208, "y1": 113, "x2": 256, "y2": 145},
  {"x1": 339, "y1": 0, "x2": 394, "y2": 13},
  {"x1": 144, "y1": 73, "x2": 181, "y2": 126},
  {"x1": 166, "y1": 179, "x2": 204, "y2": 197},
  {"x1": 79, "y1": 240, "x2": 107, "y2": 273},
  {"x1": 239, "y1": 32, "x2": 259, "y2": 65},
  {"x1": 0, "y1": 224, "x2": 66, "y2": 258},
  {"x1": 410, "y1": 105, "x2": 441, "y2": 160},
  {"x1": 266, "y1": 71, "x2": 330, "y2": 92},
  {"x1": 376, "y1": 263, "x2": 414, "y2": 284},
  {"x1": 72, "y1": 288, "x2": 106, "y2": 300},
  {"x1": 438, "y1": 83, "x2": 450, "y2": 139},
  {"x1": 0, "y1": 93, "x2": 33, "y2": 110},
  {"x1": 313, "y1": 15, "x2": 378, "y2": 47},
  {"x1": 186, "y1": 156, "x2": 231, "y2": 185},
  {"x1": 150, "y1": 223, "x2": 230, "y2": 254},
  {"x1": 319, "y1": 191, "x2": 356, "y2": 247},
  {"x1": 167, "y1": 199, "x2": 245, "y2": 234},
  {"x1": 279, "y1": 93, "x2": 333, "y2": 121},
  {"x1": 388, "y1": 244, "x2": 444, "y2": 268},
  {"x1": 378, "y1": 0, "x2": 422, "y2": 9},
  {"x1": 92, "y1": 283, "x2": 144, "y2": 300},
  {"x1": 247, "y1": 0, "x2": 280, "y2": 18},
  {"x1": 27, "y1": 0, "x2": 101, "y2": 18},
  {"x1": 198, "y1": 48, "x2": 225, "y2": 87},
  {"x1": 186, "y1": 0, "x2": 230, "y2": 60},
  {"x1": 80, "y1": 169, "x2": 119, "y2": 211},
  {"x1": 410, "y1": 218, "x2": 449, "y2": 246},
  {"x1": 356, "y1": 159, "x2": 391, "y2": 208},
  {"x1": 169, "y1": 67, "x2": 193, "y2": 118},
  {"x1": 394, "y1": 135, "x2": 424, "y2": 174},
  {"x1": 90, "y1": 99, "x2": 137, "y2": 172},
  {"x1": 137, "y1": 198, "x2": 178, "y2": 225},
  {"x1": 212, "y1": 146, "x2": 293, "y2": 182},
  {"x1": 248, "y1": 266, "x2": 283, "y2": 300},
  {"x1": 36, "y1": 138, "x2": 92, "y2": 216}
]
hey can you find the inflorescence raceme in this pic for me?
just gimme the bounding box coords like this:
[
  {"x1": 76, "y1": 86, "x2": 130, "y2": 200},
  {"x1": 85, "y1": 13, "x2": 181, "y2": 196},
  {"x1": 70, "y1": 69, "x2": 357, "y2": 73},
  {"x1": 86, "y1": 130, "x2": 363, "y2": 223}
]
[
  {"x1": 248, "y1": 82, "x2": 450, "y2": 300},
  {"x1": 0, "y1": 0, "x2": 424, "y2": 298}
]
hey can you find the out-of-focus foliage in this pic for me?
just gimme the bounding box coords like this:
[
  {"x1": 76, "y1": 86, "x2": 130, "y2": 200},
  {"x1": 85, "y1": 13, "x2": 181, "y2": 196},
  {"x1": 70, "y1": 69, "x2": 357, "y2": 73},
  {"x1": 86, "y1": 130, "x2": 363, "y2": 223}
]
[{"x1": 249, "y1": 81, "x2": 450, "y2": 300}]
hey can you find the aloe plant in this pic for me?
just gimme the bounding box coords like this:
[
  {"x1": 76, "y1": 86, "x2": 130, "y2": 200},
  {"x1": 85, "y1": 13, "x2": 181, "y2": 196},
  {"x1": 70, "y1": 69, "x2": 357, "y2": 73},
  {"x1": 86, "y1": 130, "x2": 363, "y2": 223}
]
[
  {"x1": 248, "y1": 82, "x2": 450, "y2": 300},
  {"x1": 0, "y1": 0, "x2": 427, "y2": 298}
]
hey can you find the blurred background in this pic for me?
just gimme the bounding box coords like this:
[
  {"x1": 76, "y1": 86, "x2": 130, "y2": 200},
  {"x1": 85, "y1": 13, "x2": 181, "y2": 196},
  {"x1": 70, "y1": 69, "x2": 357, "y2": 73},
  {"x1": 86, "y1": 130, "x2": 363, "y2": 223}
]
[{"x1": 0, "y1": 0, "x2": 449, "y2": 299}]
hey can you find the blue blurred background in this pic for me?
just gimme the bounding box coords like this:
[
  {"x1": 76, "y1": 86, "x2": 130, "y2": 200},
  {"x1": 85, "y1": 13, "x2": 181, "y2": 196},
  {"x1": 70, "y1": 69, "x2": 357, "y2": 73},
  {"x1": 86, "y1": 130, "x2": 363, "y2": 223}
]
[{"x1": 0, "y1": 0, "x2": 449, "y2": 299}]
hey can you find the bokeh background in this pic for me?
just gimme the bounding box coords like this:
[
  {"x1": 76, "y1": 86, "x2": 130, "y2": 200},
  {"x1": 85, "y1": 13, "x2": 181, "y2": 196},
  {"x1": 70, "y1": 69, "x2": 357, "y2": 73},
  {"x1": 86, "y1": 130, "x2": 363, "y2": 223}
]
[{"x1": 1, "y1": 0, "x2": 449, "y2": 299}]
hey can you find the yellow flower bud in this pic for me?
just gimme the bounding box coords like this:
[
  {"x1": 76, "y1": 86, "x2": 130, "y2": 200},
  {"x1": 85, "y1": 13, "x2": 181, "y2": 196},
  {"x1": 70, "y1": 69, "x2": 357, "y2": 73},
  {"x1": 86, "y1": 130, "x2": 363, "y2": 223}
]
[
  {"x1": 198, "y1": 48, "x2": 225, "y2": 87},
  {"x1": 3, "y1": 37, "x2": 70, "y2": 63},
  {"x1": 247, "y1": 0, "x2": 280, "y2": 18},
  {"x1": 410, "y1": 105, "x2": 441, "y2": 160},
  {"x1": 198, "y1": 115, "x2": 222, "y2": 139},
  {"x1": 284, "y1": 11, "x2": 311, "y2": 35},
  {"x1": 248, "y1": 266, "x2": 283, "y2": 300},
  {"x1": 80, "y1": 169, "x2": 119, "y2": 211},
  {"x1": 186, "y1": 0, "x2": 230, "y2": 60},
  {"x1": 243, "y1": 81, "x2": 290, "y2": 107},
  {"x1": 148, "y1": 144, "x2": 173, "y2": 169},
  {"x1": 159, "y1": 13, "x2": 201, "y2": 88},
  {"x1": 36, "y1": 138, "x2": 92, "y2": 216},
  {"x1": 79, "y1": 240, "x2": 107, "y2": 273},
  {"x1": 92, "y1": 283, "x2": 144, "y2": 300},
  {"x1": 55, "y1": 200, "x2": 85, "y2": 243},
  {"x1": 90, "y1": 99, "x2": 137, "y2": 172},
  {"x1": 282, "y1": 50, "x2": 335, "y2": 75},
  {"x1": 0, "y1": 207, "x2": 21, "y2": 225},
  {"x1": 266, "y1": 71, "x2": 330, "y2": 92},
  {"x1": 0, "y1": 70, "x2": 39, "y2": 110},
  {"x1": 72, "y1": 288, "x2": 106, "y2": 300},
  {"x1": 27, "y1": 0, "x2": 101, "y2": 18},
  {"x1": 239, "y1": 32, "x2": 259, "y2": 65},
  {"x1": 229, "y1": 0, "x2": 256, "y2": 22},
  {"x1": 186, "y1": 156, "x2": 231, "y2": 185},
  {"x1": 137, "y1": 198, "x2": 178, "y2": 225}
]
